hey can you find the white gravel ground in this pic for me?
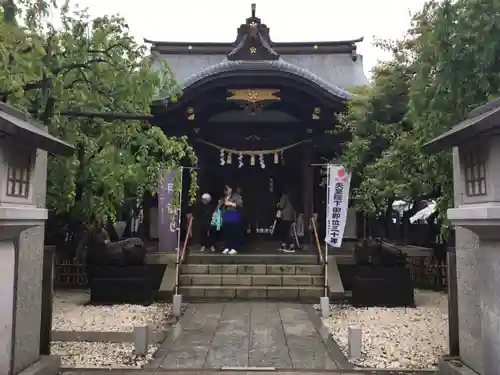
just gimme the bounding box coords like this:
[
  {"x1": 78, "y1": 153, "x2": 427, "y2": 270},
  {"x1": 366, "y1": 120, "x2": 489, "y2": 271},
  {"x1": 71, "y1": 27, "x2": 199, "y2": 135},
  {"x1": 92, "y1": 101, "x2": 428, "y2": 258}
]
[
  {"x1": 324, "y1": 289, "x2": 449, "y2": 370},
  {"x1": 53, "y1": 290, "x2": 173, "y2": 332},
  {"x1": 52, "y1": 289, "x2": 185, "y2": 368},
  {"x1": 51, "y1": 341, "x2": 159, "y2": 368}
]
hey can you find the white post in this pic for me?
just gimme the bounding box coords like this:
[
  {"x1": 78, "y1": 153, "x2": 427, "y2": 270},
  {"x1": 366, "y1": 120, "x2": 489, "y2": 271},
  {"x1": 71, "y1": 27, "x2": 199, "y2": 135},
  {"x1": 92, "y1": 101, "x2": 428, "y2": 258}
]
[
  {"x1": 348, "y1": 325, "x2": 362, "y2": 360},
  {"x1": 172, "y1": 293, "x2": 183, "y2": 318},
  {"x1": 320, "y1": 166, "x2": 330, "y2": 318},
  {"x1": 134, "y1": 325, "x2": 149, "y2": 356},
  {"x1": 324, "y1": 165, "x2": 330, "y2": 298}
]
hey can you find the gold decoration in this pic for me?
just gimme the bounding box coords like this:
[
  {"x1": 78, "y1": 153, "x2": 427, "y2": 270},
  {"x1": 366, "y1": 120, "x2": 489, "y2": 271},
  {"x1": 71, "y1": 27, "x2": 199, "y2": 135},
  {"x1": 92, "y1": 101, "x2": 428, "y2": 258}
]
[
  {"x1": 188, "y1": 45, "x2": 193, "y2": 50},
  {"x1": 227, "y1": 89, "x2": 280, "y2": 104},
  {"x1": 250, "y1": 21, "x2": 258, "y2": 28},
  {"x1": 274, "y1": 152, "x2": 279, "y2": 164},
  {"x1": 313, "y1": 44, "x2": 319, "y2": 50},
  {"x1": 312, "y1": 107, "x2": 321, "y2": 120},
  {"x1": 250, "y1": 46, "x2": 257, "y2": 54},
  {"x1": 250, "y1": 154, "x2": 255, "y2": 166},
  {"x1": 227, "y1": 152, "x2": 232, "y2": 164},
  {"x1": 187, "y1": 107, "x2": 195, "y2": 120}
]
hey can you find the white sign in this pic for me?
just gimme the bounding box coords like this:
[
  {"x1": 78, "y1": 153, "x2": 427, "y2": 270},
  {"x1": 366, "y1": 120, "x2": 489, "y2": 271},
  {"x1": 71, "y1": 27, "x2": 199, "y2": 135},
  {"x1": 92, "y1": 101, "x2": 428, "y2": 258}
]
[{"x1": 325, "y1": 164, "x2": 352, "y2": 247}]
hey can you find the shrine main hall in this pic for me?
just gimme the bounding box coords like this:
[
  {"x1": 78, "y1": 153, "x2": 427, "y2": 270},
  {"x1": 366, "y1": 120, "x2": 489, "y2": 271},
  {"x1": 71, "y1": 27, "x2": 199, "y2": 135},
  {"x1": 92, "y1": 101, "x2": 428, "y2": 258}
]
[{"x1": 145, "y1": 4, "x2": 368, "y2": 244}]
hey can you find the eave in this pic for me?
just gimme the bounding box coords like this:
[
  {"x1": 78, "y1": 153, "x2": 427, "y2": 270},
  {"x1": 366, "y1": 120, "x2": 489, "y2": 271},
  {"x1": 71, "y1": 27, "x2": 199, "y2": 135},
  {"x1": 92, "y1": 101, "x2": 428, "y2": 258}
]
[{"x1": 144, "y1": 38, "x2": 364, "y2": 55}]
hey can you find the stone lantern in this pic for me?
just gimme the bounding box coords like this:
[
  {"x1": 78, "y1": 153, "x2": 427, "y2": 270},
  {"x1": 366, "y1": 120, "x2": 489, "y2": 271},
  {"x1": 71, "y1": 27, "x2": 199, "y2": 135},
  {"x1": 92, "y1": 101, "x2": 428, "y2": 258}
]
[
  {"x1": 423, "y1": 98, "x2": 500, "y2": 375},
  {"x1": 0, "y1": 102, "x2": 73, "y2": 375}
]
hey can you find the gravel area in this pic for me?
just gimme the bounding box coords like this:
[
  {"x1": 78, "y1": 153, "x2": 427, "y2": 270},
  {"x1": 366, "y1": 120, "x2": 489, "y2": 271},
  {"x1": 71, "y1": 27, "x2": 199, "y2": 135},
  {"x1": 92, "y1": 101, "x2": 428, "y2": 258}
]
[
  {"x1": 324, "y1": 289, "x2": 449, "y2": 370},
  {"x1": 51, "y1": 341, "x2": 158, "y2": 368},
  {"x1": 53, "y1": 290, "x2": 174, "y2": 332}
]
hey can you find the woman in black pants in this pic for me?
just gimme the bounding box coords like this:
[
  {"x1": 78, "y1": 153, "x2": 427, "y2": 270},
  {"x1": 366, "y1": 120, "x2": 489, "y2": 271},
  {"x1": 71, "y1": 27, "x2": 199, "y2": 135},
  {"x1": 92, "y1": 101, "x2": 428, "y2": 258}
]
[
  {"x1": 219, "y1": 184, "x2": 243, "y2": 255},
  {"x1": 277, "y1": 192, "x2": 296, "y2": 252}
]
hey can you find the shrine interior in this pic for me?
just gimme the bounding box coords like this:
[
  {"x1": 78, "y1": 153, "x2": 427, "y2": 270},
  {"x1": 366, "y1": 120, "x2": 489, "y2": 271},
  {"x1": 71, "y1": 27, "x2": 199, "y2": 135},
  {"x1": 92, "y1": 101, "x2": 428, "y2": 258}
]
[{"x1": 195, "y1": 138, "x2": 307, "y2": 241}]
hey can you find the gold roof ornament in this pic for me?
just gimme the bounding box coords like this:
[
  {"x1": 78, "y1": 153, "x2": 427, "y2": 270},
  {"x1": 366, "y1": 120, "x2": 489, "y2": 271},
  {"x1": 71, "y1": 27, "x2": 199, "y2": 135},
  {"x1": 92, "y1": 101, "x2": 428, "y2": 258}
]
[
  {"x1": 312, "y1": 107, "x2": 321, "y2": 120},
  {"x1": 187, "y1": 107, "x2": 195, "y2": 120},
  {"x1": 227, "y1": 89, "x2": 280, "y2": 104}
]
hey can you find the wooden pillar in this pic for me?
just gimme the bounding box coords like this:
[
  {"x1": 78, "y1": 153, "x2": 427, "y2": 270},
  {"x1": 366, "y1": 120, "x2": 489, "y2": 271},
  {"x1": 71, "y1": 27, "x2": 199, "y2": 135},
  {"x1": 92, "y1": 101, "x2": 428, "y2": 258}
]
[{"x1": 302, "y1": 141, "x2": 313, "y2": 244}]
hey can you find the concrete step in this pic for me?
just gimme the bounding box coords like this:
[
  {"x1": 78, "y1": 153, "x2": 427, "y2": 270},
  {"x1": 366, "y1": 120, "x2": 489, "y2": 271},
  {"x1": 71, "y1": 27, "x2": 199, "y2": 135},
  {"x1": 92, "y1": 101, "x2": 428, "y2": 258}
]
[
  {"x1": 179, "y1": 285, "x2": 324, "y2": 301},
  {"x1": 180, "y1": 263, "x2": 323, "y2": 276},
  {"x1": 180, "y1": 274, "x2": 324, "y2": 287},
  {"x1": 185, "y1": 253, "x2": 318, "y2": 265}
]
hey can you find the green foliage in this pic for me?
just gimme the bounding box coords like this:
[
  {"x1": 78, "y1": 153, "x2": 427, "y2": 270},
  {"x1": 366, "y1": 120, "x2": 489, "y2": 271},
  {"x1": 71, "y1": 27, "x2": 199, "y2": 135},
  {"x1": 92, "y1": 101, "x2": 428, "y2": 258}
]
[
  {"x1": 408, "y1": 0, "x2": 500, "y2": 236},
  {"x1": 338, "y1": 40, "x2": 422, "y2": 214},
  {"x1": 0, "y1": 0, "x2": 197, "y2": 228},
  {"x1": 340, "y1": 0, "x2": 500, "y2": 240}
]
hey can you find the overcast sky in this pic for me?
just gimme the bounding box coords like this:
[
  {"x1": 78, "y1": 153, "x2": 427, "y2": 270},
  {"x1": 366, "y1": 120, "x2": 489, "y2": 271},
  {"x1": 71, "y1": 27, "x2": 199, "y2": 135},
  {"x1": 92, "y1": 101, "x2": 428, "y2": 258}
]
[{"x1": 54, "y1": 0, "x2": 428, "y2": 78}]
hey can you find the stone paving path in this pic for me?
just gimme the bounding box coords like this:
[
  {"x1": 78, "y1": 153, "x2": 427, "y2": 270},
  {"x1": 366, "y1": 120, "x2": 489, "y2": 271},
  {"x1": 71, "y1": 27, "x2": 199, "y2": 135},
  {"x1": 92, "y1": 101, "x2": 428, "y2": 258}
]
[
  {"x1": 148, "y1": 302, "x2": 348, "y2": 370},
  {"x1": 62, "y1": 371, "x2": 435, "y2": 375}
]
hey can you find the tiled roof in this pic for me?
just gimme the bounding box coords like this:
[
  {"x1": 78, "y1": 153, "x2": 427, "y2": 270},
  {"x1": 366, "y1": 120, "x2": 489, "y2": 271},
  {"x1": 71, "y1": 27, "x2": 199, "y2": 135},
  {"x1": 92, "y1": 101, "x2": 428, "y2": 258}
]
[{"x1": 162, "y1": 59, "x2": 354, "y2": 101}]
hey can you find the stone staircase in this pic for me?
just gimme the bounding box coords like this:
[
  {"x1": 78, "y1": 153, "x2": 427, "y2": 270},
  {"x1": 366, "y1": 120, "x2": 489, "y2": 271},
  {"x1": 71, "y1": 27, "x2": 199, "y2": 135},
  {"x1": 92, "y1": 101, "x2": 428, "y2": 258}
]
[{"x1": 179, "y1": 253, "x2": 325, "y2": 301}]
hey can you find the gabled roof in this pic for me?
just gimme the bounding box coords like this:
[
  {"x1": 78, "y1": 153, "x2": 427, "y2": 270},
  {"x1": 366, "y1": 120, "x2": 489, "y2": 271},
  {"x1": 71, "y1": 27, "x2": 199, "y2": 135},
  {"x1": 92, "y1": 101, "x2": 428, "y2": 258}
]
[
  {"x1": 422, "y1": 98, "x2": 500, "y2": 153},
  {"x1": 145, "y1": 4, "x2": 363, "y2": 58},
  {"x1": 151, "y1": 4, "x2": 357, "y2": 105}
]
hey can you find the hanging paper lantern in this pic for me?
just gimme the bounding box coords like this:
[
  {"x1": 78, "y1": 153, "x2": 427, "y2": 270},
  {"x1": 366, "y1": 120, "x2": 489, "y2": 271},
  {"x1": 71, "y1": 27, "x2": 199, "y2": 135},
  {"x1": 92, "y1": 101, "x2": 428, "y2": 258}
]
[
  {"x1": 227, "y1": 151, "x2": 232, "y2": 164},
  {"x1": 250, "y1": 154, "x2": 255, "y2": 166},
  {"x1": 220, "y1": 150, "x2": 226, "y2": 166},
  {"x1": 274, "y1": 152, "x2": 279, "y2": 164},
  {"x1": 238, "y1": 153, "x2": 244, "y2": 168}
]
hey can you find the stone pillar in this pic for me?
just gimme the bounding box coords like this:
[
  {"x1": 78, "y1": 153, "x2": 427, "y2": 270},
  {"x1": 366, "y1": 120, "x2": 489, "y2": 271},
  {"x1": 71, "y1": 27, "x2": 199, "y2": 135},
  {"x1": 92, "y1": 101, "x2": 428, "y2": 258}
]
[
  {"x1": 478, "y1": 237, "x2": 500, "y2": 375},
  {"x1": 0, "y1": 240, "x2": 16, "y2": 372},
  {"x1": 447, "y1": 208, "x2": 500, "y2": 375}
]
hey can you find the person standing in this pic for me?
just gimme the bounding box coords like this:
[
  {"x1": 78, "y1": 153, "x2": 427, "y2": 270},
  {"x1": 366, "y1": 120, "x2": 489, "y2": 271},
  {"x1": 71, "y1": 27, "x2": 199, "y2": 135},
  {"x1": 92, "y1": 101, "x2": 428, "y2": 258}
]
[
  {"x1": 219, "y1": 184, "x2": 243, "y2": 255},
  {"x1": 197, "y1": 193, "x2": 216, "y2": 252},
  {"x1": 276, "y1": 192, "x2": 296, "y2": 252}
]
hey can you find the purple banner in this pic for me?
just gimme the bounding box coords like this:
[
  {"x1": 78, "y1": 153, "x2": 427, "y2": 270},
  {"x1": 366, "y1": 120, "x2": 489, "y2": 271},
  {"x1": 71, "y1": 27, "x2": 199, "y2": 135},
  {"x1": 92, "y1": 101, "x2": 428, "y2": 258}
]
[{"x1": 158, "y1": 170, "x2": 178, "y2": 252}]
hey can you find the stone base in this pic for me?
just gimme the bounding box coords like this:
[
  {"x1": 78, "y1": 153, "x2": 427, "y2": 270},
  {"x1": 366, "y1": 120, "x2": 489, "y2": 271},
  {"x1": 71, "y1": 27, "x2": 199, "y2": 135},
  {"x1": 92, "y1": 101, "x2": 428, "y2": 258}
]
[
  {"x1": 439, "y1": 357, "x2": 480, "y2": 375},
  {"x1": 17, "y1": 355, "x2": 60, "y2": 375},
  {"x1": 352, "y1": 266, "x2": 415, "y2": 307}
]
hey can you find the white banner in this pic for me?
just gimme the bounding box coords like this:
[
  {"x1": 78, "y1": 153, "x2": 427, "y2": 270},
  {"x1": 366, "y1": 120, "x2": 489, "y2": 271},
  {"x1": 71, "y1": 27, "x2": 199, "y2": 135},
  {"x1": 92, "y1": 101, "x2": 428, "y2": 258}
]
[{"x1": 325, "y1": 164, "x2": 352, "y2": 247}]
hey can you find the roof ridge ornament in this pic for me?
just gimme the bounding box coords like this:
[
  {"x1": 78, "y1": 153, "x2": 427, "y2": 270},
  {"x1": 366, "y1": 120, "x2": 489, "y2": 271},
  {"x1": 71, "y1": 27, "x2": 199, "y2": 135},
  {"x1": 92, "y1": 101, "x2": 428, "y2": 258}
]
[{"x1": 226, "y1": 3, "x2": 279, "y2": 61}]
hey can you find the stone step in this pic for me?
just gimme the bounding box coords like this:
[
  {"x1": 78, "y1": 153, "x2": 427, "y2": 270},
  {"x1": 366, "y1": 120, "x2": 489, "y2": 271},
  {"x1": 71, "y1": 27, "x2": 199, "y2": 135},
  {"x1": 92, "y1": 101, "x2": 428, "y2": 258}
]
[
  {"x1": 185, "y1": 253, "x2": 318, "y2": 265},
  {"x1": 180, "y1": 274, "x2": 324, "y2": 287},
  {"x1": 180, "y1": 263, "x2": 323, "y2": 276},
  {"x1": 179, "y1": 285, "x2": 324, "y2": 301}
]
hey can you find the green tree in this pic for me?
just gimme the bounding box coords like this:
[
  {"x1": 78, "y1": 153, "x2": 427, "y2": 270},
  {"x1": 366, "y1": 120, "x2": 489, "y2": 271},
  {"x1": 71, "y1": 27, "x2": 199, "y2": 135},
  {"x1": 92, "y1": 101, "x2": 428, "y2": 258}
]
[
  {"x1": 339, "y1": 39, "x2": 425, "y2": 215},
  {"x1": 340, "y1": 0, "x2": 500, "y2": 240},
  {"x1": 408, "y1": 0, "x2": 500, "y2": 225},
  {"x1": 0, "y1": 1, "x2": 197, "y2": 241}
]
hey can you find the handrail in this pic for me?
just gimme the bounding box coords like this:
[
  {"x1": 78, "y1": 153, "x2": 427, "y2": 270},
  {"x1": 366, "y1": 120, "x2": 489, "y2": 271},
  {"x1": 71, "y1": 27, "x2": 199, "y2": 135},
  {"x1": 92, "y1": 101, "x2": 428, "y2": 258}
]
[
  {"x1": 175, "y1": 215, "x2": 194, "y2": 296},
  {"x1": 310, "y1": 217, "x2": 324, "y2": 265},
  {"x1": 180, "y1": 215, "x2": 194, "y2": 263}
]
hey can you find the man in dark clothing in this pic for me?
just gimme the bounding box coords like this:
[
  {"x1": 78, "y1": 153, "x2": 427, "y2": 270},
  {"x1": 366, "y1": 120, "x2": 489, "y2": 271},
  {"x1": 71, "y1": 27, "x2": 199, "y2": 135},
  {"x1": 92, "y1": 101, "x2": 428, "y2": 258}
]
[{"x1": 197, "y1": 193, "x2": 216, "y2": 252}]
